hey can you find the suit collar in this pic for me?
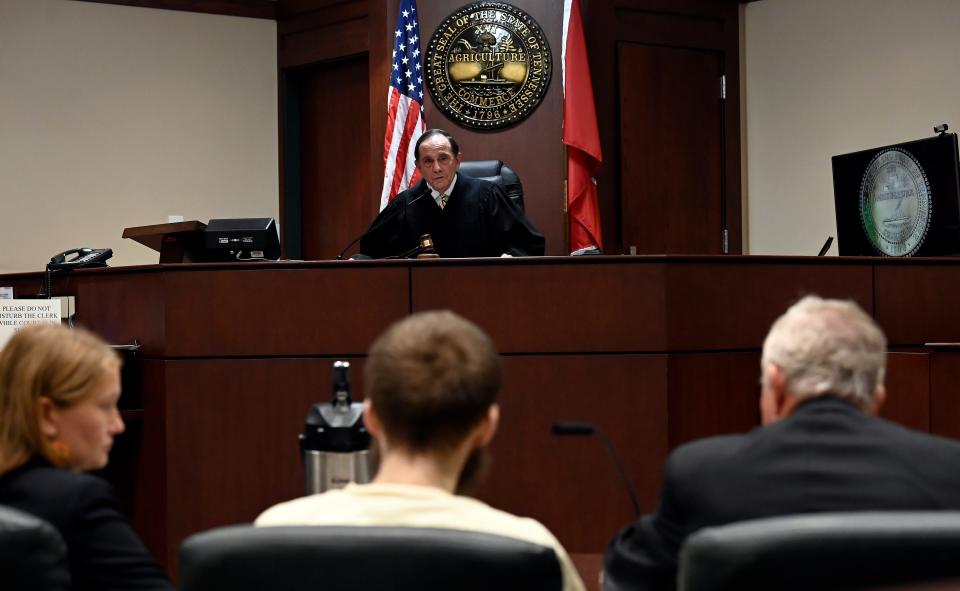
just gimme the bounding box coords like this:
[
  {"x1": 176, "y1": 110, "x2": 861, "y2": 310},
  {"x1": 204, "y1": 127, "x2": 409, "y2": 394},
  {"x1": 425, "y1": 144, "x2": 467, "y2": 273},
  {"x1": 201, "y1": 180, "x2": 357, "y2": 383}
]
[{"x1": 791, "y1": 395, "x2": 863, "y2": 416}]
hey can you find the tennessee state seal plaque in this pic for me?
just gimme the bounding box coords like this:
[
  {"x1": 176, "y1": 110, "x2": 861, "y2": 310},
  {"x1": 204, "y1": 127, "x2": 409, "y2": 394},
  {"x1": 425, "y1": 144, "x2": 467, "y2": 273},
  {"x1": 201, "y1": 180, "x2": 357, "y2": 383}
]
[
  {"x1": 425, "y1": 2, "x2": 552, "y2": 130},
  {"x1": 859, "y1": 147, "x2": 933, "y2": 256}
]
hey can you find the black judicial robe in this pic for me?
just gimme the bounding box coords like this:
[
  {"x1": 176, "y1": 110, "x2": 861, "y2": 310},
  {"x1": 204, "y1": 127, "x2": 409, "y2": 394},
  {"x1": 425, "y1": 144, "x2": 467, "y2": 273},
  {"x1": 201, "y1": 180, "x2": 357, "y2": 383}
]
[{"x1": 359, "y1": 174, "x2": 545, "y2": 258}]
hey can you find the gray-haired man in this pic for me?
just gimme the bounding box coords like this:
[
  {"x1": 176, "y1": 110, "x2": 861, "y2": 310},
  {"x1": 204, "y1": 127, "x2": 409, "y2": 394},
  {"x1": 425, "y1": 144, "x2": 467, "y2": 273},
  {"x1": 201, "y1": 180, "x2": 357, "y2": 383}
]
[{"x1": 604, "y1": 296, "x2": 960, "y2": 590}]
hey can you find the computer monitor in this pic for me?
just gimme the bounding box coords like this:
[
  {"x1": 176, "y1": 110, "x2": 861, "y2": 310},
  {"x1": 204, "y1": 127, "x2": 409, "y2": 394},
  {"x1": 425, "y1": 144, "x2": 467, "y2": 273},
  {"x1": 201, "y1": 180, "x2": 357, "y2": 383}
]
[
  {"x1": 203, "y1": 218, "x2": 281, "y2": 261},
  {"x1": 832, "y1": 132, "x2": 960, "y2": 257}
]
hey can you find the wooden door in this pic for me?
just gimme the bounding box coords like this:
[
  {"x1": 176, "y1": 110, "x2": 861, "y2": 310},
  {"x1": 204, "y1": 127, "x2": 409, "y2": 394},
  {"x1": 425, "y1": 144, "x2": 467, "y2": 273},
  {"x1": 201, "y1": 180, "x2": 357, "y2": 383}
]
[
  {"x1": 298, "y1": 55, "x2": 372, "y2": 260},
  {"x1": 619, "y1": 43, "x2": 726, "y2": 254}
]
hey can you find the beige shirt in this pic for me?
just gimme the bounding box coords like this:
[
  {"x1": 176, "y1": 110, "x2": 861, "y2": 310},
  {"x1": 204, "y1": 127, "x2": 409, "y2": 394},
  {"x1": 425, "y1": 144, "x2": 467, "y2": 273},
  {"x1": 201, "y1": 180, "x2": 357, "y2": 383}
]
[{"x1": 256, "y1": 482, "x2": 585, "y2": 591}]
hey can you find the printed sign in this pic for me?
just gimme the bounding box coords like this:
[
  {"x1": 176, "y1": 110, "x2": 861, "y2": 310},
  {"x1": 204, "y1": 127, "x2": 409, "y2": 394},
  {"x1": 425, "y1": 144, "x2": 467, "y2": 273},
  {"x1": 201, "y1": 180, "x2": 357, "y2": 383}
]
[{"x1": 0, "y1": 300, "x2": 62, "y2": 349}]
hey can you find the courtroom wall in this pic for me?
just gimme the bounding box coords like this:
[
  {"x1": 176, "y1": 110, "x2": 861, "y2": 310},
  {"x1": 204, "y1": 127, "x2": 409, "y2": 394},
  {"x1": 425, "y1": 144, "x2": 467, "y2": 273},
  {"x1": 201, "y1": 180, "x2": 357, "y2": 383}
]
[
  {"x1": 0, "y1": 0, "x2": 278, "y2": 274},
  {"x1": 743, "y1": 0, "x2": 960, "y2": 256}
]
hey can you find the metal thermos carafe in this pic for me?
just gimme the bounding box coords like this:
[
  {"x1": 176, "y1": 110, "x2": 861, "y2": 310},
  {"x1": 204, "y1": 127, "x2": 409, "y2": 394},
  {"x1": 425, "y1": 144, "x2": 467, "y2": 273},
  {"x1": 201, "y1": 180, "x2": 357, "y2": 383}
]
[{"x1": 300, "y1": 361, "x2": 372, "y2": 494}]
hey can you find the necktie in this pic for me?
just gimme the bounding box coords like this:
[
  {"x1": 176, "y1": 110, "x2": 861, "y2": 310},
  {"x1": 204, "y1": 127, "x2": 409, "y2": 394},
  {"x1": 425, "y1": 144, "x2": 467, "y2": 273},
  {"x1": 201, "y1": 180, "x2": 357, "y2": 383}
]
[{"x1": 439, "y1": 193, "x2": 448, "y2": 209}]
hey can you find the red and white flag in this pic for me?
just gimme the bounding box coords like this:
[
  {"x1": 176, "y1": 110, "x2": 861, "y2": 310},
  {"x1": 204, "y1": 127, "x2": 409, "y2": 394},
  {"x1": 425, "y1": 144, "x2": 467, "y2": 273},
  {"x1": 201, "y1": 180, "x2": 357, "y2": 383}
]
[
  {"x1": 379, "y1": 0, "x2": 427, "y2": 211},
  {"x1": 563, "y1": 0, "x2": 604, "y2": 254}
]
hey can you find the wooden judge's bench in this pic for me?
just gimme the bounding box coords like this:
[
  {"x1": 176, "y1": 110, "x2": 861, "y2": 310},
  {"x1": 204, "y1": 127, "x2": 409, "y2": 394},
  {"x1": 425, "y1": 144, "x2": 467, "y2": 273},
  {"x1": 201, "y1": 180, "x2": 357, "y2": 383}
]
[{"x1": 2, "y1": 255, "x2": 959, "y2": 579}]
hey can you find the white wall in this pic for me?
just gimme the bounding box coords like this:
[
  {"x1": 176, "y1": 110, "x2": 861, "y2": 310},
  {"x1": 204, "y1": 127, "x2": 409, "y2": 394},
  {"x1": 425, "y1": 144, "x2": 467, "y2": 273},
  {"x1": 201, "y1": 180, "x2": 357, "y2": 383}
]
[
  {"x1": 0, "y1": 0, "x2": 278, "y2": 273},
  {"x1": 743, "y1": 0, "x2": 960, "y2": 255}
]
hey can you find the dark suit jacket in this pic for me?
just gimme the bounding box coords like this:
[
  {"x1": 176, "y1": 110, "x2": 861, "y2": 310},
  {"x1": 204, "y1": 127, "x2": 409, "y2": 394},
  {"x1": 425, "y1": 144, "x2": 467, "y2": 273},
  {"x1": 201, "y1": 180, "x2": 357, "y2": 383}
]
[
  {"x1": 359, "y1": 173, "x2": 545, "y2": 258},
  {"x1": 604, "y1": 397, "x2": 960, "y2": 590},
  {"x1": 0, "y1": 458, "x2": 172, "y2": 591}
]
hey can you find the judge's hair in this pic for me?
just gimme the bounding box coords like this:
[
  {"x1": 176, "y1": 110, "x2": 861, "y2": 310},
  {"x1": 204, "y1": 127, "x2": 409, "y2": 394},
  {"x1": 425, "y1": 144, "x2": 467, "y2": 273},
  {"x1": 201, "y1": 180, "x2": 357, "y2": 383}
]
[
  {"x1": 364, "y1": 310, "x2": 499, "y2": 451},
  {"x1": 414, "y1": 129, "x2": 460, "y2": 160},
  {"x1": 761, "y1": 296, "x2": 886, "y2": 410},
  {"x1": 0, "y1": 324, "x2": 120, "y2": 474}
]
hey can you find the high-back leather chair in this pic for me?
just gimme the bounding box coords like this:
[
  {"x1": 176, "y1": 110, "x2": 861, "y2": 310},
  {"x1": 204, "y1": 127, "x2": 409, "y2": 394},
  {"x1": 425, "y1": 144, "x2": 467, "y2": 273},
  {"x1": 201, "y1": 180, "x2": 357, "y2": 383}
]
[
  {"x1": 678, "y1": 512, "x2": 960, "y2": 591},
  {"x1": 180, "y1": 525, "x2": 562, "y2": 591},
  {"x1": 0, "y1": 504, "x2": 71, "y2": 591},
  {"x1": 458, "y1": 159, "x2": 525, "y2": 211}
]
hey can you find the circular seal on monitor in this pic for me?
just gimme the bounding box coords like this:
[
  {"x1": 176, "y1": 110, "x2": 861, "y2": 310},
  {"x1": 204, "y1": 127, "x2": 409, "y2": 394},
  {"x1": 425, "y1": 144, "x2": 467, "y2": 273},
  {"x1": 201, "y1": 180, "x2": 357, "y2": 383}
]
[
  {"x1": 425, "y1": 2, "x2": 552, "y2": 130},
  {"x1": 859, "y1": 148, "x2": 932, "y2": 256}
]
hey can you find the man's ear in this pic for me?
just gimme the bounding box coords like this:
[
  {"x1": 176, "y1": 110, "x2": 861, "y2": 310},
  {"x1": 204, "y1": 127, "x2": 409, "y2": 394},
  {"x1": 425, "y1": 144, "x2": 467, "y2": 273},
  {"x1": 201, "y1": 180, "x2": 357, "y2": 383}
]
[
  {"x1": 36, "y1": 396, "x2": 59, "y2": 439},
  {"x1": 869, "y1": 384, "x2": 887, "y2": 415},
  {"x1": 760, "y1": 364, "x2": 789, "y2": 425},
  {"x1": 474, "y1": 403, "x2": 499, "y2": 447},
  {"x1": 363, "y1": 399, "x2": 383, "y2": 440}
]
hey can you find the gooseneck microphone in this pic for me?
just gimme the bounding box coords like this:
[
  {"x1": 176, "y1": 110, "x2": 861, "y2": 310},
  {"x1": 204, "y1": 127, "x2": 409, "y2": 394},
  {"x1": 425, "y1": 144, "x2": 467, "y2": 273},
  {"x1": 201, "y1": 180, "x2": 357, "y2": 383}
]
[
  {"x1": 336, "y1": 233, "x2": 367, "y2": 260},
  {"x1": 817, "y1": 236, "x2": 834, "y2": 257},
  {"x1": 336, "y1": 186, "x2": 433, "y2": 260},
  {"x1": 552, "y1": 421, "x2": 641, "y2": 517},
  {"x1": 407, "y1": 186, "x2": 431, "y2": 205}
]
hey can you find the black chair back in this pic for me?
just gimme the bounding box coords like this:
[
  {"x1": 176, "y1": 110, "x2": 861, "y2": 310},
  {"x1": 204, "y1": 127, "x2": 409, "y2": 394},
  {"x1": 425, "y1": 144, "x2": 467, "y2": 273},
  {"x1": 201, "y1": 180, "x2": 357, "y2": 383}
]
[
  {"x1": 679, "y1": 512, "x2": 960, "y2": 591},
  {"x1": 458, "y1": 159, "x2": 525, "y2": 211},
  {"x1": 0, "y1": 504, "x2": 70, "y2": 591},
  {"x1": 181, "y1": 525, "x2": 562, "y2": 591}
]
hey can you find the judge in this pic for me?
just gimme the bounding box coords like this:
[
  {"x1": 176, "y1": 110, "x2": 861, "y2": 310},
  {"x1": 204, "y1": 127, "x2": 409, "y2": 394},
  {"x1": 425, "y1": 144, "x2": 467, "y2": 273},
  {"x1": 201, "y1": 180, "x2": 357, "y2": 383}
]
[{"x1": 359, "y1": 129, "x2": 545, "y2": 258}]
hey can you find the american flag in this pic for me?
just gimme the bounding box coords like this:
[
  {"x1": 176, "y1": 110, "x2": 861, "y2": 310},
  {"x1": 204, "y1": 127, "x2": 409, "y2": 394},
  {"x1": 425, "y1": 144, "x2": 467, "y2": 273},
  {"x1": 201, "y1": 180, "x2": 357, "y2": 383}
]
[{"x1": 379, "y1": 0, "x2": 426, "y2": 211}]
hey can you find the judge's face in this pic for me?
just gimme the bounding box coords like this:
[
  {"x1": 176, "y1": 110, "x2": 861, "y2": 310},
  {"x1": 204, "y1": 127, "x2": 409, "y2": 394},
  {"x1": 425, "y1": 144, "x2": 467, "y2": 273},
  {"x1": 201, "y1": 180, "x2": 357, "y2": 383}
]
[{"x1": 417, "y1": 135, "x2": 461, "y2": 194}]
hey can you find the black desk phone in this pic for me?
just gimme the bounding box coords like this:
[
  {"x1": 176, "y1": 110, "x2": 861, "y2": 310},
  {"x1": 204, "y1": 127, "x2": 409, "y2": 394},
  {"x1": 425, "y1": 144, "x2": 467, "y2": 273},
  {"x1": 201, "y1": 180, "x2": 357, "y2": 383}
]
[{"x1": 48, "y1": 247, "x2": 113, "y2": 270}]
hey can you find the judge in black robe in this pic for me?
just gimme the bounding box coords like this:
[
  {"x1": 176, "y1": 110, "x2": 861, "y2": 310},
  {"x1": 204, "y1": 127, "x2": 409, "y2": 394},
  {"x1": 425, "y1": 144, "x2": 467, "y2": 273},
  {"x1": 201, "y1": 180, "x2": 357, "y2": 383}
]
[
  {"x1": 359, "y1": 129, "x2": 545, "y2": 258},
  {"x1": 360, "y1": 174, "x2": 545, "y2": 258}
]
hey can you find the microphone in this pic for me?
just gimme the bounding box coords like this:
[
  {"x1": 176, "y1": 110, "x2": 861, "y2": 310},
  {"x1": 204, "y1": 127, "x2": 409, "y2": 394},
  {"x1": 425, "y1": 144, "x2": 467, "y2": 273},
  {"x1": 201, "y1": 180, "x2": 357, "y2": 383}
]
[
  {"x1": 408, "y1": 187, "x2": 431, "y2": 205},
  {"x1": 336, "y1": 233, "x2": 366, "y2": 260},
  {"x1": 817, "y1": 236, "x2": 834, "y2": 256},
  {"x1": 337, "y1": 186, "x2": 433, "y2": 260},
  {"x1": 552, "y1": 421, "x2": 640, "y2": 517}
]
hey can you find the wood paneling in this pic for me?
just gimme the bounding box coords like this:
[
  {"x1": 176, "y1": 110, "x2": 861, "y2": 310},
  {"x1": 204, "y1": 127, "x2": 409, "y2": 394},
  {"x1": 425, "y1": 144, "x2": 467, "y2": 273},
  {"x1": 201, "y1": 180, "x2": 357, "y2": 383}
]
[
  {"x1": 588, "y1": 0, "x2": 741, "y2": 254},
  {"x1": 277, "y1": 0, "x2": 374, "y2": 260},
  {"x1": 411, "y1": 257, "x2": 874, "y2": 353},
  {"x1": 667, "y1": 352, "x2": 761, "y2": 447},
  {"x1": 161, "y1": 357, "x2": 366, "y2": 579},
  {"x1": 160, "y1": 266, "x2": 408, "y2": 356},
  {"x1": 299, "y1": 56, "x2": 372, "y2": 260},
  {"x1": 411, "y1": 260, "x2": 669, "y2": 353},
  {"x1": 74, "y1": 270, "x2": 167, "y2": 354},
  {"x1": 619, "y1": 44, "x2": 725, "y2": 254},
  {"x1": 663, "y1": 259, "x2": 874, "y2": 350},
  {"x1": 931, "y1": 351, "x2": 960, "y2": 439},
  {"x1": 100, "y1": 360, "x2": 170, "y2": 568},
  {"x1": 278, "y1": 3, "x2": 369, "y2": 68},
  {"x1": 133, "y1": 361, "x2": 170, "y2": 568},
  {"x1": 883, "y1": 352, "x2": 931, "y2": 433},
  {"x1": 68, "y1": 263, "x2": 410, "y2": 356},
  {"x1": 480, "y1": 354, "x2": 669, "y2": 552},
  {"x1": 572, "y1": 554, "x2": 603, "y2": 591},
  {"x1": 875, "y1": 263, "x2": 960, "y2": 346}
]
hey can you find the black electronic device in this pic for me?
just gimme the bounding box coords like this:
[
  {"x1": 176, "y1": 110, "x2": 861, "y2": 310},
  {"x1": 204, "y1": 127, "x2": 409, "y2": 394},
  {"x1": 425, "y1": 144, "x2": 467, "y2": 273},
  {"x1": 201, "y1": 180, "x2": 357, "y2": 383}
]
[
  {"x1": 300, "y1": 361, "x2": 371, "y2": 494},
  {"x1": 832, "y1": 130, "x2": 960, "y2": 257},
  {"x1": 43, "y1": 247, "x2": 113, "y2": 298},
  {"x1": 203, "y1": 218, "x2": 281, "y2": 261},
  {"x1": 48, "y1": 247, "x2": 112, "y2": 270}
]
